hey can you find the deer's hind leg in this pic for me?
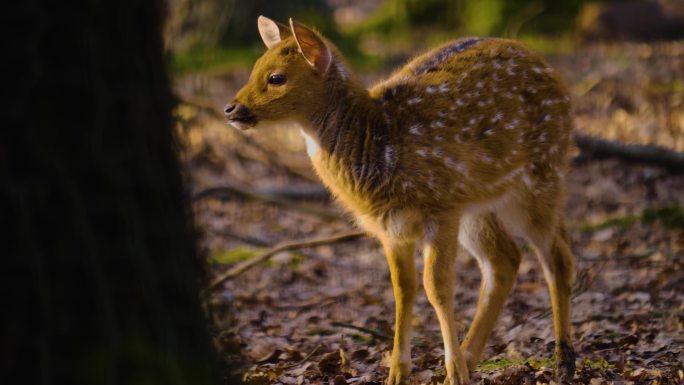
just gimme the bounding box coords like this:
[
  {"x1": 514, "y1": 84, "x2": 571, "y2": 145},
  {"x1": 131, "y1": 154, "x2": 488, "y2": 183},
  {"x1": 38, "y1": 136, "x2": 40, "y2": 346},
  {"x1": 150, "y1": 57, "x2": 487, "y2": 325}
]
[
  {"x1": 506, "y1": 185, "x2": 576, "y2": 380},
  {"x1": 458, "y1": 212, "x2": 522, "y2": 372},
  {"x1": 535, "y1": 223, "x2": 576, "y2": 379}
]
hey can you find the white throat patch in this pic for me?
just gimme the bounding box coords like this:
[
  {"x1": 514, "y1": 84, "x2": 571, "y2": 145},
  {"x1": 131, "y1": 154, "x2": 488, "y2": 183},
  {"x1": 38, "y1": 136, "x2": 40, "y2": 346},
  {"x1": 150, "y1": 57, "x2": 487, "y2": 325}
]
[{"x1": 299, "y1": 129, "x2": 319, "y2": 157}]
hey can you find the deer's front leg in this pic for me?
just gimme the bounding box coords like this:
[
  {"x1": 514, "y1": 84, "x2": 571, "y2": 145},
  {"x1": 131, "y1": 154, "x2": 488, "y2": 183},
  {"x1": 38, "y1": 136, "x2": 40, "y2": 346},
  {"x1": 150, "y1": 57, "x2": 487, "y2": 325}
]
[
  {"x1": 423, "y1": 219, "x2": 470, "y2": 385},
  {"x1": 382, "y1": 238, "x2": 418, "y2": 385}
]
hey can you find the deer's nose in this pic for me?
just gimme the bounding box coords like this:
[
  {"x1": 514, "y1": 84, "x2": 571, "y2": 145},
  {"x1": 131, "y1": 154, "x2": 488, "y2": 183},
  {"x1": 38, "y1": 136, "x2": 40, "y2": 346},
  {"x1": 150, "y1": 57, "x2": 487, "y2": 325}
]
[{"x1": 224, "y1": 103, "x2": 236, "y2": 116}]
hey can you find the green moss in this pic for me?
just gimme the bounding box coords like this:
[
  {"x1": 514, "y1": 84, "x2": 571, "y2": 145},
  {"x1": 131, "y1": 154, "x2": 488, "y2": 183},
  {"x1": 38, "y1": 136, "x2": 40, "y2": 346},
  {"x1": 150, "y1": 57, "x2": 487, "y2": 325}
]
[
  {"x1": 642, "y1": 205, "x2": 684, "y2": 229},
  {"x1": 287, "y1": 252, "x2": 306, "y2": 269},
  {"x1": 577, "y1": 204, "x2": 684, "y2": 232},
  {"x1": 475, "y1": 356, "x2": 555, "y2": 372},
  {"x1": 350, "y1": 333, "x2": 373, "y2": 343},
  {"x1": 210, "y1": 246, "x2": 260, "y2": 265},
  {"x1": 577, "y1": 215, "x2": 640, "y2": 232},
  {"x1": 582, "y1": 357, "x2": 614, "y2": 369},
  {"x1": 475, "y1": 351, "x2": 612, "y2": 373}
]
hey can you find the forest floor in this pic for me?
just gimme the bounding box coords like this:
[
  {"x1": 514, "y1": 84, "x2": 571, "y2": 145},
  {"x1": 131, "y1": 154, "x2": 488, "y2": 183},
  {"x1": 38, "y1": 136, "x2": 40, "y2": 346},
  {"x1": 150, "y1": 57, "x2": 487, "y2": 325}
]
[{"x1": 176, "y1": 41, "x2": 684, "y2": 385}]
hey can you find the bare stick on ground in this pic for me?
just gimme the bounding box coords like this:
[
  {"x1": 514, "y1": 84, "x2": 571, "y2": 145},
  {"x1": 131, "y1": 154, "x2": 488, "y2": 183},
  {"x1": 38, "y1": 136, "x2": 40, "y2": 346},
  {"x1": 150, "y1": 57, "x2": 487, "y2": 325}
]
[
  {"x1": 574, "y1": 132, "x2": 684, "y2": 172},
  {"x1": 193, "y1": 184, "x2": 343, "y2": 221},
  {"x1": 210, "y1": 230, "x2": 367, "y2": 289},
  {"x1": 330, "y1": 321, "x2": 392, "y2": 340}
]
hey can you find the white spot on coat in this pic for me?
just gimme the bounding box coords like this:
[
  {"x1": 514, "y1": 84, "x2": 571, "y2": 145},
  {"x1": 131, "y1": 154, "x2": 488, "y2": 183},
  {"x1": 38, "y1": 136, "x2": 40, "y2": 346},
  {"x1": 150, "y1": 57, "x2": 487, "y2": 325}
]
[
  {"x1": 430, "y1": 120, "x2": 446, "y2": 129},
  {"x1": 407, "y1": 96, "x2": 422, "y2": 105}
]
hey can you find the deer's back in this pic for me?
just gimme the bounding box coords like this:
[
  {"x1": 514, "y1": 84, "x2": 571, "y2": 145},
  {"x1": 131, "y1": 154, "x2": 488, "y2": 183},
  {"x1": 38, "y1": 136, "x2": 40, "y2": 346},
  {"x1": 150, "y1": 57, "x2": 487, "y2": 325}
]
[{"x1": 366, "y1": 38, "x2": 572, "y2": 210}]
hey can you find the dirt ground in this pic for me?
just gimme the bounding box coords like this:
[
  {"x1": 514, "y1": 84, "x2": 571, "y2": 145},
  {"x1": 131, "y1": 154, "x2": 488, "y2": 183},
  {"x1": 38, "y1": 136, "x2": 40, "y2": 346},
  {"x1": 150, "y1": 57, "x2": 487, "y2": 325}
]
[{"x1": 177, "y1": 41, "x2": 684, "y2": 384}]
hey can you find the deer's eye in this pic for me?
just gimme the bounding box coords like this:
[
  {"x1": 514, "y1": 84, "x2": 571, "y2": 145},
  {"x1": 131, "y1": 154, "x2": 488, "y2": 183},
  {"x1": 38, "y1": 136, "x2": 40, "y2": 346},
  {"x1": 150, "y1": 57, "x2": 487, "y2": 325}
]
[{"x1": 267, "y1": 73, "x2": 286, "y2": 85}]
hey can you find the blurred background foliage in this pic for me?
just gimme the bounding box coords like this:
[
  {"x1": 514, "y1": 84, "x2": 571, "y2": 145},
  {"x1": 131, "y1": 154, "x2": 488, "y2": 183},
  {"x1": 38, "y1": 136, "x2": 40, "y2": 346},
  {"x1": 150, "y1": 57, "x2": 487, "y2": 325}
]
[
  {"x1": 166, "y1": 0, "x2": 584, "y2": 73},
  {"x1": 165, "y1": 0, "x2": 684, "y2": 74}
]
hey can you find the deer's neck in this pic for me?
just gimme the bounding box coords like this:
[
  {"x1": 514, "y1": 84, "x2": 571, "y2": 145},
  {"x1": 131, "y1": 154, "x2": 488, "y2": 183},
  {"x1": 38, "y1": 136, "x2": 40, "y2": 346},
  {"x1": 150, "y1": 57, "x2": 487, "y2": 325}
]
[{"x1": 305, "y1": 77, "x2": 395, "y2": 192}]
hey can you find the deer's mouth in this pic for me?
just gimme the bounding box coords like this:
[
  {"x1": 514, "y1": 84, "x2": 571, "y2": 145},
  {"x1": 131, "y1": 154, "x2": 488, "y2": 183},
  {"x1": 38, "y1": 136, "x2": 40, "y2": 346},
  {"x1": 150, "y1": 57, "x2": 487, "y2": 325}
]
[
  {"x1": 225, "y1": 103, "x2": 258, "y2": 130},
  {"x1": 228, "y1": 114, "x2": 257, "y2": 130}
]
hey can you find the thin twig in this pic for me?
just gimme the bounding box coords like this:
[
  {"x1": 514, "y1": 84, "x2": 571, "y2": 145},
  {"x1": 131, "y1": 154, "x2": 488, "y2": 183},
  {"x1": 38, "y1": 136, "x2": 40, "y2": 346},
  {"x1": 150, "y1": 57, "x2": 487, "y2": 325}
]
[
  {"x1": 282, "y1": 345, "x2": 322, "y2": 369},
  {"x1": 210, "y1": 230, "x2": 366, "y2": 289},
  {"x1": 193, "y1": 184, "x2": 344, "y2": 221},
  {"x1": 534, "y1": 256, "x2": 608, "y2": 320},
  {"x1": 275, "y1": 287, "x2": 364, "y2": 310},
  {"x1": 330, "y1": 321, "x2": 392, "y2": 340}
]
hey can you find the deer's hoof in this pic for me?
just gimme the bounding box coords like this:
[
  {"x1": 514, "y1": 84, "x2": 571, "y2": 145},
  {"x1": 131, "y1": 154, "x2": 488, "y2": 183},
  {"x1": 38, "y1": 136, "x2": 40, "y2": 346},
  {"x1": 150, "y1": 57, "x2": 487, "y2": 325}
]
[
  {"x1": 387, "y1": 360, "x2": 411, "y2": 385},
  {"x1": 444, "y1": 355, "x2": 471, "y2": 385},
  {"x1": 556, "y1": 340, "x2": 576, "y2": 380}
]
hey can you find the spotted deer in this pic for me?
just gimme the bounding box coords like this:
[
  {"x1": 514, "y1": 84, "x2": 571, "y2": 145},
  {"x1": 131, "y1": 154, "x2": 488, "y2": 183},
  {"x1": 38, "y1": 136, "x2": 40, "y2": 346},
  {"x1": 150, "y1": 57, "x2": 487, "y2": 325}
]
[{"x1": 225, "y1": 16, "x2": 576, "y2": 385}]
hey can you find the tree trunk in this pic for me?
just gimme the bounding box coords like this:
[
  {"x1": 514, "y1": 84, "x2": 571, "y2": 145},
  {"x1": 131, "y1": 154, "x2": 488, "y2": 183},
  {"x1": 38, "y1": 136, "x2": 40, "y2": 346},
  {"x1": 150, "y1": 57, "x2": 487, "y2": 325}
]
[{"x1": 2, "y1": 1, "x2": 238, "y2": 384}]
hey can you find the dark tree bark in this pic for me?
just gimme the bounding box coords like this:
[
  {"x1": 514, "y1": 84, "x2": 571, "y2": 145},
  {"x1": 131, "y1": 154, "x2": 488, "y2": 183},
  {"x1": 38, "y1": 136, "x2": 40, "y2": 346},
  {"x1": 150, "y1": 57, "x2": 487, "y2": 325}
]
[{"x1": 2, "y1": 1, "x2": 237, "y2": 384}]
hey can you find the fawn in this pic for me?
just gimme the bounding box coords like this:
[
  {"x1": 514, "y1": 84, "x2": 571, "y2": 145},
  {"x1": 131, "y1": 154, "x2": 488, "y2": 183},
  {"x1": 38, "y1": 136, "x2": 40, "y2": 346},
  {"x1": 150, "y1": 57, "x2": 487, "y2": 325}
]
[{"x1": 225, "y1": 16, "x2": 576, "y2": 385}]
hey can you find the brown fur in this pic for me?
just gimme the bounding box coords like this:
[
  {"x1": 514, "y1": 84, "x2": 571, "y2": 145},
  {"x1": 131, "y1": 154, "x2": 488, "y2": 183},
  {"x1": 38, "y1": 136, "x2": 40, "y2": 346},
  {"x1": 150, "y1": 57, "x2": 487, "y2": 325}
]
[{"x1": 226, "y1": 16, "x2": 576, "y2": 385}]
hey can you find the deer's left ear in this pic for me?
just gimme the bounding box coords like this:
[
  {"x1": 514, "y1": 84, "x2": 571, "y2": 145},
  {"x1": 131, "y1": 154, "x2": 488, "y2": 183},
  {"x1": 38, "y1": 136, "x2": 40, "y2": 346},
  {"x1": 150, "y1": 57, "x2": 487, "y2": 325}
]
[
  {"x1": 289, "y1": 18, "x2": 332, "y2": 74},
  {"x1": 258, "y1": 15, "x2": 290, "y2": 49}
]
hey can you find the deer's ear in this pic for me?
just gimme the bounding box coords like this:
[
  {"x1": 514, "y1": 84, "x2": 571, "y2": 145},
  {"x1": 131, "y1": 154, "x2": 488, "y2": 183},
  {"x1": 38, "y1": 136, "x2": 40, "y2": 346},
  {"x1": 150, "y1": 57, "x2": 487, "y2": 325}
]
[
  {"x1": 257, "y1": 15, "x2": 290, "y2": 49},
  {"x1": 289, "y1": 18, "x2": 332, "y2": 74}
]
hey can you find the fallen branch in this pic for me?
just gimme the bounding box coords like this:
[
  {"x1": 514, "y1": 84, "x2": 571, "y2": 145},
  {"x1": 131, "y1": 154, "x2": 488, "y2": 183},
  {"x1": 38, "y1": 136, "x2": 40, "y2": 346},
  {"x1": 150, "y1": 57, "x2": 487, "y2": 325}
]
[
  {"x1": 193, "y1": 184, "x2": 343, "y2": 221},
  {"x1": 210, "y1": 230, "x2": 366, "y2": 289},
  {"x1": 330, "y1": 321, "x2": 392, "y2": 340},
  {"x1": 258, "y1": 185, "x2": 330, "y2": 201},
  {"x1": 573, "y1": 132, "x2": 684, "y2": 172}
]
